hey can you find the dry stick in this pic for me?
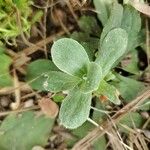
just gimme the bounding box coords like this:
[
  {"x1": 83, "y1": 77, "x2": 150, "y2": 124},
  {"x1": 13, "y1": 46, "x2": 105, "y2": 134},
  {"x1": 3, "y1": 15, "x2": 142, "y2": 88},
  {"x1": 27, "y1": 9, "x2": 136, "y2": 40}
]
[
  {"x1": 72, "y1": 88, "x2": 150, "y2": 150},
  {"x1": 19, "y1": 26, "x2": 73, "y2": 56},
  {"x1": 146, "y1": 18, "x2": 150, "y2": 66},
  {"x1": 10, "y1": 70, "x2": 21, "y2": 110},
  {"x1": 0, "y1": 106, "x2": 40, "y2": 117},
  {"x1": 43, "y1": 0, "x2": 49, "y2": 58}
]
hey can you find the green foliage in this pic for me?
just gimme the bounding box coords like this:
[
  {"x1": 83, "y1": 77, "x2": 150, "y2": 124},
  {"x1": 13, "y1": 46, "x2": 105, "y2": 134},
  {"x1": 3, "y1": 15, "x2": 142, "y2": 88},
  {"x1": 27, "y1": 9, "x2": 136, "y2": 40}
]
[
  {"x1": 121, "y1": 50, "x2": 140, "y2": 74},
  {"x1": 0, "y1": 0, "x2": 42, "y2": 44},
  {"x1": 59, "y1": 89, "x2": 92, "y2": 129},
  {"x1": 121, "y1": 5, "x2": 141, "y2": 51},
  {"x1": 96, "y1": 28, "x2": 128, "y2": 77},
  {"x1": 118, "y1": 112, "x2": 144, "y2": 133},
  {"x1": 112, "y1": 74, "x2": 145, "y2": 103},
  {"x1": 26, "y1": 59, "x2": 59, "y2": 91},
  {"x1": 78, "y1": 15, "x2": 100, "y2": 35},
  {"x1": 0, "y1": 48, "x2": 12, "y2": 87},
  {"x1": 96, "y1": 80, "x2": 121, "y2": 105},
  {"x1": 93, "y1": 0, "x2": 114, "y2": 26},
  {"x1": 42, "y1": 71, "x2": 81, "y2": 92},
  {"x1": 51, "y1": 38, "x2": 90, "y2": 77},
  {"x1": 100, "y1": 2, "x2": 123, "y2": 44},
  {"x1": 80, "y1": 62, "x2": 102, "y2": 93},
  {"x1": 25, "y1": 1, "x2": 145, "y2": 130},
  {"x1": 0, "y1": 111, "x2": 54, "y2": 150}
]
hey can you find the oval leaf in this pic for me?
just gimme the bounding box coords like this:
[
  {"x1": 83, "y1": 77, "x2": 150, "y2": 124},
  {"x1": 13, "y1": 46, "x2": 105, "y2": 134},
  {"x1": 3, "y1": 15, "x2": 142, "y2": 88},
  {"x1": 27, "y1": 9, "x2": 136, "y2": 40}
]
[
  {"x1": 96, "y1": 28, "x2": 128, "y2": 77},
  {"x1": 96, "y1": 80, "x2": 121, "y2": 105},
  {"x1": 43, "y1": 71, "x2": 81, "y2": 92},
  {"x1": 80, "y1": 62, "x2": 102, "y2": 93},
  {"x1": 51, "y1": 38, "x2": 90, "y2": 77},
  {"x1": 100, "y1": 2, "x2": 123, "y2": 43},
  {"x1": 0, "y1": 53, "x2": 13, "y2": 87},
  {"x1": 26, "y1": 59, "x2": 58, "y2": 91},
  {"x1": 0, "y1": 112, "x2": 54, "y2": 150},
  {"x1": 59, "y1": 89, "x2": 92, "y2": 129}
]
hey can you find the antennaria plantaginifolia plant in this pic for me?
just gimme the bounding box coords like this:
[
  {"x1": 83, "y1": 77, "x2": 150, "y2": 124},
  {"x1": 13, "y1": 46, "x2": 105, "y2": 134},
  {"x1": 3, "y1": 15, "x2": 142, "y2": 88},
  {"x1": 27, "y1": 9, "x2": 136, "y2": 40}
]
[{"x1": 26, "y1": 2, "x2": 143, "y2": 129}]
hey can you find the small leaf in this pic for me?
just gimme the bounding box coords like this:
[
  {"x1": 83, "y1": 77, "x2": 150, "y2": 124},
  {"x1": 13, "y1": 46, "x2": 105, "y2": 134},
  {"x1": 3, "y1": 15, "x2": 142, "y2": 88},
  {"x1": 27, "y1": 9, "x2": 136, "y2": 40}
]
[
  {"x1": 51, "y1": 38, "x2": 90, "y2": 77},
  {"x1": 121, "y1": 5, "x2": 141, "y2": 50},
  {"x1": 0, "y1": 111, "x2": 54, "y2": 150},
  {"x1": 71, "y1": 32, "x2": 99, "y2": 61},
  {"x1": 39, "y1": 98, "x2": 59, "y2": 118},
  {"x1": 80, "y1": 62, "x2": 102, "y2": 93},
  {"x1": 78, "y1": 15, "x2": 100, "y2": 35},
  {"x1": 52, "y1": 93, "x2": 65, "y2": 102},
  {"x1": 118, "y1": 112, "x2": 144, "y2": 133},
  {"x1": 26, "y1": 59, "x2": 58, "y2": 91},
  {"x1": 112, "y1": 74, "x2": 145, "y2": 103},
  {"x1": 93, "y1": 0, "x2": 114, "y2": 26},
  {"x1": 59, "y1": 89, "x2": 92, "y2": 129},
  {"x1": 42, "y1": 71, "x2": 81, "y2": 92},
  {"x1": 96, "y1": 28, "x2": 128, "y2": 77},
  {"x1": 100, "y1": 2, "x2": 123, "y2": 44},
  {"x1": 121, "y1": 50, "x2": 140, "y2": 74},
  {"x1": 0, "y1": 53, "x2": 12, "y2": 87},
  {"x1": 96, "y1": 80, "x2": 121, "y2": 105}
]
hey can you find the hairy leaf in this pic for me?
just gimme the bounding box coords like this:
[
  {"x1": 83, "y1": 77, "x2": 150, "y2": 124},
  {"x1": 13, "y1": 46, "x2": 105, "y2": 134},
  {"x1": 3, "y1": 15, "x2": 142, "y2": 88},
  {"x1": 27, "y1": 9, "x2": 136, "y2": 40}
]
[
  {"x1": 100, "y1": 2, "x2": 123, "y2": 44},
  {"x1": 51, "y1": 38, "x2": 90, "y2": 77},
  {"x1": 121, "y1": 5, "x2": 141, "y2": 50},
  {"x1": 80, "y1": 62, "x2": 102, "y2": 93},
  {"x1": 96, "y1": 80, "x2": 121, "y2": 105},
  {"x1": 42, "y1": 71, "x2": 81, "y2": 92},
  {"x1": 93, "y1": 0, "x2": 114, "y2": 26},
  {"x1": 96, "y1": 28, "x2": 128, "y2": 77},
  {"x1": 26, "y1": 59, "x2": 58, "y2": 91},
  {"x1": 59, "y1": 89, "x2": 92, "y2": 129}
]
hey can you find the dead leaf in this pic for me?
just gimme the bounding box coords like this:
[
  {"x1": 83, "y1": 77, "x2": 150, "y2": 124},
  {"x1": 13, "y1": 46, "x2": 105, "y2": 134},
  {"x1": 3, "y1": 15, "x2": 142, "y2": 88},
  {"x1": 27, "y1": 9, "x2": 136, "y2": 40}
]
[
  {"x1": 38, "y1": 97, "x2": 59, "y2": 118},
  {"x1": 130, "y1": 0, "x2": 150, "y2": 17}
]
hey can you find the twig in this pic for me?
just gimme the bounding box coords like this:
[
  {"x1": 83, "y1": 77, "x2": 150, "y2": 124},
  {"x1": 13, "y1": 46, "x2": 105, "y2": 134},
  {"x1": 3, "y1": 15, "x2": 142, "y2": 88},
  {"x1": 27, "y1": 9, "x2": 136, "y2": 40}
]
[
  {"x1": 0, "y1": 106, "x2": 40, "y2": 117},
  {"x1": 19, "y1": 26, "x2": 73, "y2": 56}
]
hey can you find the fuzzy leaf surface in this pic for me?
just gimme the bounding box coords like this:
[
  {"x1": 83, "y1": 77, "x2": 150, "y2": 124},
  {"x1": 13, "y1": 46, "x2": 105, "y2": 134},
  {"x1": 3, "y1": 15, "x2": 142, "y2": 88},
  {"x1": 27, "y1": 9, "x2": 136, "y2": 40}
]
[
  {"x1": 59, "y1": 89, "x2": 92, "y2": 129},
  {"x1": 26, "y1": 59, "x2": 58, "y2": 91},
  {"x1": 51, "y1": 38, "x2": 90, "y2": 77},
  {"x1": 80, "y1": 62, "x2": 102, "y2": 93},
  {"x1": 42, "y1": 71, "x2": 81, "y2": 92},
  {"x1": 96, "y1": 28, "x2": 128, "y2": 77},
  {"x1": 100, "y1": 2, "x2": 123, "y2": 44}
]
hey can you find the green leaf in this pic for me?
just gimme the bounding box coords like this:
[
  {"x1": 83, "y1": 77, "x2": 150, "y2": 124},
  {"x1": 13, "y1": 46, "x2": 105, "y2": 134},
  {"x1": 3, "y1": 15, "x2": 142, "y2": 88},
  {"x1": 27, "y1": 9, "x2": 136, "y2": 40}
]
[
  {"x1": 0, "y1": 53, "x2": 12, "y2": 87},
  {"x1": 59, "y1": 89, "x2": 92, "y2": 129},
  {"x1": 121, "y1": 5, "x2": 141, "y2": 51},
  {"x1": 80, "y1": 62, "x2": 102, "y2": 93},
  {"x1": 52, "y1": 93, "x2": 65, "y2": 102},
  {"x1": 93, "y1": 0, "x2": 114, "y2": 26},
  {"x1": 71, "y1": 32, "x2": 99, "y2": 61},
  {"x1": 0, "y1": 111, "x2": 54, "y2": 150},
  {"x1": 112, "y1": 75, "x2": 145, "y2": 103},
  {"x1": 42, "y1": 71, "x2": 81, "y2": 92},
  {"x1": 121, "y1": 50, "x2": 140, "y2": 74},
  {"x1": 78, "y1": 15, "x2": 100, "y2": 35},
  {"x1": 100, "y1": 2, "x2": 123, "y2": 44},
  {"x1": 96, "y1": 28, "x2": 128, "y2": 77},
  {"x1": 118, "y1": 112, "x2": 144, "y2": 133},
  {"x1": 51, "y1": 38, "x2": 90, "y2": 77},
  {"x1": 96, "y1": 80, "x2": 121, "y2": 105},
  {"x1": 26, "y1": 59, "x2": 58, "y2": 91}
]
